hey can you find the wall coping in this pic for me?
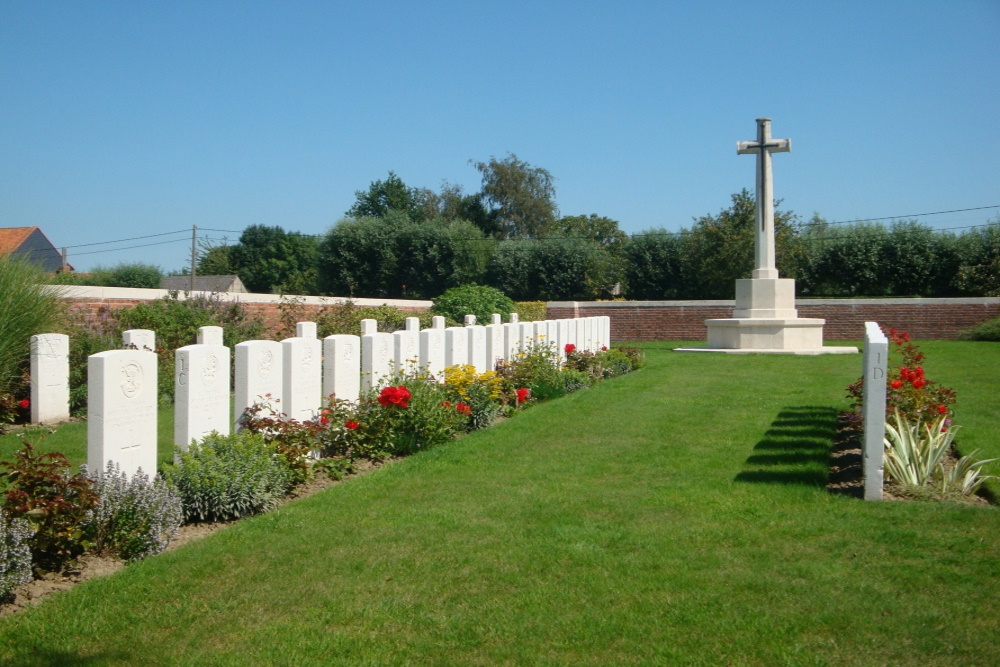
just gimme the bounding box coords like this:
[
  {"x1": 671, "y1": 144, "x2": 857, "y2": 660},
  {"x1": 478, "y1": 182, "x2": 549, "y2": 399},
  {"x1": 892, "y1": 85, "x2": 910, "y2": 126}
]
[
  {"x1": 548, "y1": 297, "x2": 1000, "y2": 309},
  {"x1": 49, "y1": 285, "x2": 434, "y2": 309}
]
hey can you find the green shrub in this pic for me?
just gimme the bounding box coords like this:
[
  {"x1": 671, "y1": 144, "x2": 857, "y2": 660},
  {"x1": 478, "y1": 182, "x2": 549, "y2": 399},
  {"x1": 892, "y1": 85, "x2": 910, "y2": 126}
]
[
  {"x1": 432, "y1": 284, "x2": 515, "y2": 325},
  {"x1": 165, "y1": 431, "x2": 296, "y2": 523},
  {"x1": 957, "y1": 315, "x2": 1000, "y2": 341},
  {"x1": 514, "y1": 301, "x2": 546, "y2": 322},
  {"x1": 89, "y1": 263, "x2": 163, "y2": 289},
  {"x1": 0, "y1": 257, "x2": 63, "y2": 425},
  {"x1": 560, "y1": 368, "x2": 590, "y2": 394},
  {"x1": 88, "y1": 462, "x2": 183, "y2": 562},
  {"x1": 1, "y1": 441, "x2": 98, "y2": 572},
  {"x1": 496, "y1": 342, "x2": 563, "y2": 401},
  {"x1": 1, "y1": 510, "x2": 33, "y2": 599}
]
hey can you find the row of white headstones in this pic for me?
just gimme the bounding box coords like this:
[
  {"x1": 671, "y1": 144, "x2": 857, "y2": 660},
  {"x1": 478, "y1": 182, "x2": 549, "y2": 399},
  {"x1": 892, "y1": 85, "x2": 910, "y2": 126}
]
[{"x1": 28, "y1": 314, "x2": 611, "y2": 480}]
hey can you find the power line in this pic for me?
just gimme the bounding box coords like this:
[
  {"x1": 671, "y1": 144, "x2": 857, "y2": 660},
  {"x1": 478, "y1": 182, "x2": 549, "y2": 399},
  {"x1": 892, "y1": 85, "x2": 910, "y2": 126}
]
[
  {"x1": 63, "y1": 228, "x2": 189, "y2": 249},
  {"x1": 70, "y1": 238, "x2": 190, "y2": 257}
]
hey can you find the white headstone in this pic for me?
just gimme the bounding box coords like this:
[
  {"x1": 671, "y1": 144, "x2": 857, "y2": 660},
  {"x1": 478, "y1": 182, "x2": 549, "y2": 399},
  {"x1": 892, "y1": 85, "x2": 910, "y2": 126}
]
[
  {"x1": 485, "y1": 321, "x2": 505, "y2": 369},
  {"x1": 557, "y1": 320, "x2": 571, "y2": 357},
  {"x1": 491, "y1": 313, "x2": 502, "y2": 325},
  {"x1": 122, "y1": 329, "x2": 155, "y2": 352},
  {"x1": 502, "y1": 321, "x2": 519, "y2": 360},
  {"x1": 296, "y1": 321, "x2": 318, "y2": 339},
  {"x1": 175, "y1": 343, "x2": 231, "y2": 450},
  {"x1": 405, "y1": 317, "x2": 421, "y2": 332},
  {"x1": 419, "y1": 325, "x2": 446, "y2": 380},
  {"x1": 466, "y1": 324, "x2": 488, "y2": 374},
  {"x1": 234, "y1": 340, "x2": 283, "y2": 430},
  {"x1": 517, "y1": 322, "x2": 535, "y2": 354},
  {"x1": 30, "y1": 333, "x2": 70, "y2": 424},
  {"x1": 282, "y1": 335, "x2": 322, "y2": 421},
  {"x1": 394, "y1": 327, "x2": 421, "y2": 375},
  {"x1": 432, "y1": 315, "x2": 446, "y2": 330},
  {"x1": 360, "y1": 319, "x2": 378, "y2": 336},
  {"x1": 574, "y1": 318, "x2": 585, "y2": 351},
  {"x1": 600, "y1": 316, "x2": 611, "y2": 349},
  {"x1": 445, "y1": 326, "x2": 469, "y2": 368},
  {"x1": 509, "y1": 312, "x2": 519, "y2": 325},
  {"x1": 464, "y1": 314, "x2": 476, "y2": 326},
  {"x1": 88, "y1": 349, "x2": 158, "y2": 480},
  {"x1": 323, "y1": 334, "x2": 361, "y2": 403},
  {"x1": 197, "y1": 326, "x2": 224, "y2": 346},
  {"x1": 862, "y1": 322, "x2": 888, "y2": 501},
  {"x1": 362, "y1": 332, "x2": 394, "y2": 391}
]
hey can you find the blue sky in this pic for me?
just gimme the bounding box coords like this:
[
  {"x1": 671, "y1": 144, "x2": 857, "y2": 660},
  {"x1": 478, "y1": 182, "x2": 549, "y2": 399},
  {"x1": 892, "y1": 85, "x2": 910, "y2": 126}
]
[{"x1": 2, "y1": 1, "x2": 998, "y2": 272}]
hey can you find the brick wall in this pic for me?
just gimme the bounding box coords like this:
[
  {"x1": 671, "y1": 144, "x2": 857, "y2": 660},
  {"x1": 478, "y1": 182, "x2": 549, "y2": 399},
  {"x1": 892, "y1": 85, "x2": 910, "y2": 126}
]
[
  {"x1": 57, "y1": 286, "x2": 432, "y2": 339},
  {"x1": 547, "y1": 298, "x2": 1000, "y2": 342}
]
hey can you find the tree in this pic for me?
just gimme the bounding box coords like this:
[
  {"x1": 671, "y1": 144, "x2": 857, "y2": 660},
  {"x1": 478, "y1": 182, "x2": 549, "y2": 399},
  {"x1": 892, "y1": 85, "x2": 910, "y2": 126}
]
[
  {"x1": 317, "y1": 217, "x2": 400, "y2": 297},
  {"x1": 473, "y1": 153, "x2": 558, "y2": 239},
  {"x1": 680, "y1": 189, "x2": 801, "y2": 298},
  {"x1": 228, "y1": 225, "x2": 319, "y2": 294},
  {"x1": 346, "y1": 171, "x2": 426, "y2": 222},
  {"x1": 622, "y1": 231, "x2": 688, "y2": 300}
]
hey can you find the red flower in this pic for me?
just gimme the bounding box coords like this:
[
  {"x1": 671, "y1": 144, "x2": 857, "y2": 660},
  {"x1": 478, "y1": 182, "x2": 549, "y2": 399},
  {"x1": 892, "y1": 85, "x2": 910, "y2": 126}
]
[
  {"x1": 601, "y1": 346, "x2": 608, "y2": 352},
  {"x1": 456, "y1": 402, "x2": 471, "y2": 416},
  {"x1": 912, "y1": 379, "x2": 926, "y2": 389},
  {"x1": 564, "y1": 344, "x2": 576, "y2": 354},
  {"x1": 439, "y1": 401, "x2": 452, "y2": 409},
  {"x1": 320, "y1": 409, "x2": 331, "y2": 425},
  {"x1": 18, "y1": 398, "x2": 29, "y2": 410},
  {"x1": 344, "y1": 420, "x2": 359, "y2": 430},
  {"x1": 937, "y1": 405, "x2": 947, "y2": 415},
  {"x1": 378, "y1": 386, "x2": 411, "y2": 409},
  {"x1": 890, "y1": 380, "x2": 903, "y2": 389},
  {"x1": 516, "y1": 387, "x2": 529, "y2": 403},
  {"x1": 900, "y1": 367, "x2": 912, "y2": 381}
]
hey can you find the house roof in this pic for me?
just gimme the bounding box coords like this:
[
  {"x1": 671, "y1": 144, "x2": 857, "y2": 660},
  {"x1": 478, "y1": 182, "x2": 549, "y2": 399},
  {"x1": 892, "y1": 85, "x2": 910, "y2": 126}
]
[
  {"x1": 160, "y1": 275, "x2": 247, "y2": 293},
  {"x1": 0, "y1": 227, "x2": 39, "y2": 254}
]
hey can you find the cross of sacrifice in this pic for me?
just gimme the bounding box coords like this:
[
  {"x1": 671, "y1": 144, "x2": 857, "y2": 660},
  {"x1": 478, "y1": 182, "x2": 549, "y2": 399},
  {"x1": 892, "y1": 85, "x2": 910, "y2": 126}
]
[{"x1": 737, "y1": 117, "x2": 791, "y2": 280}]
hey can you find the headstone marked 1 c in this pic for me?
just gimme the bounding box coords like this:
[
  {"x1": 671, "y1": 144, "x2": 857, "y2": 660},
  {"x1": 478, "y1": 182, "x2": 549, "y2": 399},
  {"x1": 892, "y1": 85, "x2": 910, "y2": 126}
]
[
  {"x1": 87, "y1": 349, "x2": 158, "y2": 480},
  {"x1": 862, "y1": 322, "x2": 888, "y2": 501},
  {"x1": 30, "y1": 333, "x2": 70, "y2": 424}
]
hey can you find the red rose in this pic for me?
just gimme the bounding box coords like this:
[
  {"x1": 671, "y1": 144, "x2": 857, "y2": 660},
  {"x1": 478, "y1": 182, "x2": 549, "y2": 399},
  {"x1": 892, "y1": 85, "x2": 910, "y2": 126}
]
[
  {"x1": 912, "y1": 379, "x2": 926, "y2": 389},
  {"x1": 378, "y1": 386, "x2": 411, "y2": 409},
  {"x1": 344, "y1": 421, "x2": 359, "y2": 430},
  {"x1": 601, "y1": 346, "x2": 608, "y2": 351},
  {"x1": 890, "y1": 380, "x2": 903, "y2": 389},
  {"x1": 564, "y1": 343, "x2": 576, "y2": 354},
  {"x1": 516, "y1": 387, "x2": 529, "y2": 403},
  {"x1": 936, "y1": 405, "x2": 947, "y2": 415},
  {"x1": 18, "y1": 398, "x2": 29, "y2": 410},
  {"x1": 320, "y1": 410, "x2": 331, "y2": 425}
]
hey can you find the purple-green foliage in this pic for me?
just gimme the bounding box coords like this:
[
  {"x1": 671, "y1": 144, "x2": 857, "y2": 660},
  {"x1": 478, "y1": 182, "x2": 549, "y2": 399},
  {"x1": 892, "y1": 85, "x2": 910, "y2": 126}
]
[
  {"x1": 0, "y1": 510, "x2": 32, "y2": 598},
  {"x1": 87, "y1": 462, "x2": 183, "y2": 562}
]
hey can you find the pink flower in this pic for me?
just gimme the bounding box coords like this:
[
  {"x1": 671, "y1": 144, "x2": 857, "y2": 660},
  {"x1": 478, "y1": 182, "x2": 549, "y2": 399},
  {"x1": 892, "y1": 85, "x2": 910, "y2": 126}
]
[{"x1": 565, "y1": 344, "x2": 576, "y2": 354}]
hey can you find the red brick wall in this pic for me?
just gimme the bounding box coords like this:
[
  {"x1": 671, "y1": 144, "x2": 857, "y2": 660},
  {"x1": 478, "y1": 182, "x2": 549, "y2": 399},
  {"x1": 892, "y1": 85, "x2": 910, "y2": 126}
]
[
  {"x1": 547, "y1": 299, "x2": 1000, "y2": 342},
  {"x1": 60, "y1": 291, "x2": 431, "y2": 340}
]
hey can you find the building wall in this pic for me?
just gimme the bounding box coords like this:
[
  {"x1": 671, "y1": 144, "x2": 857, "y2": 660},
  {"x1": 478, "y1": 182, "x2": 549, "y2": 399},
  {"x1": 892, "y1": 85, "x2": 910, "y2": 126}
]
[
  {"x1": 55, "y1": 286, "x2": 433, "y2": 339},
  {"x1": 546, "y1": 298, "x2": 1000, "y2": 341}
]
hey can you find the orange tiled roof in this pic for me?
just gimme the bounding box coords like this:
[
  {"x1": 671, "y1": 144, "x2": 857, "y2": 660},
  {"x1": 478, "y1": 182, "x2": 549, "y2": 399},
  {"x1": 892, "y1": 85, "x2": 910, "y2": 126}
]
[{"x1": 0, "y1": 227, "x2": 39, "y2": 254}]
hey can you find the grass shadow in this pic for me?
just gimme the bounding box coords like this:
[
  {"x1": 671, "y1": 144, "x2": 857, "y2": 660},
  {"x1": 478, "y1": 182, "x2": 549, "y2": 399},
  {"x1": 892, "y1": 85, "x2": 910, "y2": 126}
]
[{"x1": 735, "y1": 406, "x2": 839, "y2": 488}]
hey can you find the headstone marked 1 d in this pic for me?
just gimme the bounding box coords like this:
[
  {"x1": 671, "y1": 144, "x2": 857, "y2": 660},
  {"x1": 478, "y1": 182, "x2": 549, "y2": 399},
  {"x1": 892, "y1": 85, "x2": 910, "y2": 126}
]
[
  {"x1": 175, "y1": 342, "x2": 231, "y2": 450},
  {"x1": 30, "y1": 333, "x2": 70, "y2": 424},
  {"x1": 234, "y1": 340, "x2": 283, "y2": 430},
  {"x1": 197, "y1": 326, "x2": 224, "y2": 346},
  {"x1": 88, "y1": 349, "x2": 158, "y2": 480},
  {"x1": 862, "y1": 322, "x2": 888, "y2": 501},
  {"x1": 122, "y1": 329, "x2": 155, "y2": 352},
  {"x1": 323, "y1": 334, "x2": 361, "y2": 403},
  {"x1": 282, "y1": 334, "x2": 323, "y2": 422}
]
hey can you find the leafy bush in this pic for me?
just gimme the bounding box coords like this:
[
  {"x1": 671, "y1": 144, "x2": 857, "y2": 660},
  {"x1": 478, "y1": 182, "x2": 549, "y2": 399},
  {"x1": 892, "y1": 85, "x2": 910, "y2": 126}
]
[
  {"x1": 165, "y1": 431, "x2": 296, "y2": 523},
  {"x1": 495, "y1": 342, "x2": 564, "y2": 402},
  {"x1": 238, "y1": 398, "x2": 321, "y2": 486},
  {"x1": 514, "y1": 301, "x2": 546, "y2": 322},
  {"x1": 1, "y1": 441, "x2": 98, "y2": 572},
  {"x1": 957, "y1": 315, "x2": 1000, "y2": 341},
  {"x1": 87, "y1": 462, "x2": 183, "y2": 562},
  {"x1": 0, "y1": 257, "x2": 64, "y2": 425},
  {"x1": 89, "y1": 263, "x2": 163, "y2": 289},
  {"x1": 1, "y1": 510, "x2": 33, "y2": 600},
  {"x1": 560, "y1": 368, "x2": 590, "y2": 394},
  {"x1": 432, "y1": 284, "x2": 515, "y2": 325},
  {"x1": 443, "y1": 365, "x2": 506, "y2": 431}
]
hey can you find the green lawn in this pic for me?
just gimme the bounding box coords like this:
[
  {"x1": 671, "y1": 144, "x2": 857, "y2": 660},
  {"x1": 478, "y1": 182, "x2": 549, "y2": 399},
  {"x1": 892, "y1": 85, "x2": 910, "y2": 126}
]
[{"x1": 1, "y1": 341, "x2": 998, "y2": 665}]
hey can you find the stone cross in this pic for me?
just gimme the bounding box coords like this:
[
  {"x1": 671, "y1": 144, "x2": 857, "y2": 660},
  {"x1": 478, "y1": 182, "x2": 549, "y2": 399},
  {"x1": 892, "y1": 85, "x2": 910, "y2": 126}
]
[{"x1": 737, "y1": 117, "x2": 791, "y2": 280}]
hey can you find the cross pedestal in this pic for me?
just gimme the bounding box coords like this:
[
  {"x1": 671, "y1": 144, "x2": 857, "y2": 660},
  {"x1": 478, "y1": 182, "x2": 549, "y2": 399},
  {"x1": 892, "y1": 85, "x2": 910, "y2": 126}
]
[{"x1": 679, "y1": 118, "x2": 857, "y2": 355}]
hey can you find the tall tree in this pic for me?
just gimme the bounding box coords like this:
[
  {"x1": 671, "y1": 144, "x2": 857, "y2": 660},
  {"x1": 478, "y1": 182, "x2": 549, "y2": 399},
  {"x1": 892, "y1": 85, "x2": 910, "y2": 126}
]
[
  {"x1": 473, "y1": 153, "x2": 558, "y2": 239},
  {"x1": 228, "y1": 225, "x2": 319, "y2": 294},
  {"x1": 346, "y1": 171, "x2": 426, "y2": 221}
]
